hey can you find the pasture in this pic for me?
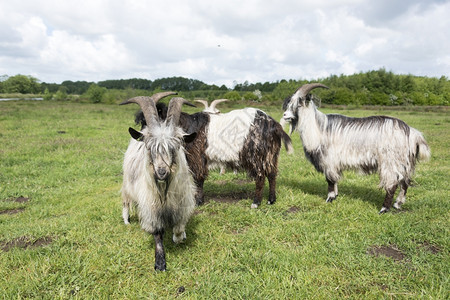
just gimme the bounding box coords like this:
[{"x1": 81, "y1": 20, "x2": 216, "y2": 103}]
[{"x1": 0, "y1": 100, "x2": 448, "y2": 298}]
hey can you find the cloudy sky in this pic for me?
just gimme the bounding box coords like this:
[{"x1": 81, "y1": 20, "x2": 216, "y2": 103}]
[{"x1": 1, "y1": 0, "x2": 449, "y2": 87}]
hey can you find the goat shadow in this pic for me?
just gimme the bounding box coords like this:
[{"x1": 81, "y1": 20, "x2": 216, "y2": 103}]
[
  {"x1": 125, "y1": 213, "x2": 201, "y2": 256},
  {"x1": 280, "y1": 176, "x2": 385, "y2": 209}
]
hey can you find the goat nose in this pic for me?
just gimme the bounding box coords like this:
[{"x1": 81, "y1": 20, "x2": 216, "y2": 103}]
[{"x1": 157, "y1": 168, "x2": 168, "y2": 179}]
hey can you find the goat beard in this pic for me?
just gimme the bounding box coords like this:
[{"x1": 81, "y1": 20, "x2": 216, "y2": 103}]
[
  {"x1": 155, "y1": 175, "x2": 172, "y2": 200},
  {"x1": 280, "y1": 115, "x2": 298, "y2": 135},
  {"x1": 285, "y1": 116, "x2": 298, "y2": 135}
]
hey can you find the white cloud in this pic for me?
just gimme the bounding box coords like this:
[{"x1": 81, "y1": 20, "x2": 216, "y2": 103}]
[{"x1": 0, "y1": 0, "x2": 449, "y2": 86}]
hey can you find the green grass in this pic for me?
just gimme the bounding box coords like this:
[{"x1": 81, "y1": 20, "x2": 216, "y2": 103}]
[{"x1": 0, "y1": 101, "x2": 448, "y2": 299}]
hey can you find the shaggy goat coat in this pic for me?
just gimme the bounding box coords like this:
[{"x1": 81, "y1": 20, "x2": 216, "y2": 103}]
[
  {"x1": 121, "y1": 94, "x2": 197, "y2": 271},
  {"x1": 282, "y1": 83, "x2": 430, "y2": 213},
  {"x1": 122, "y1": 124, "x2": 196, "y2": 235}
]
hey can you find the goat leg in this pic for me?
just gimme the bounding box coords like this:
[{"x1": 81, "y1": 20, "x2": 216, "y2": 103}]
[
  {"x1": 251, "y1": 176, "x2": 265, "y2": 208},
  {"x1": 122, "y1": 198, "x2": 131, "y2": 224},
  {"x1": 267, "y1": 173, "x2": 277, "y2": 205},
  {"x1": 326, "y1": 178, "x2": 338, "y2": 202},
  {"x1": 195, "y1": 179, "x2": 205, "y2": 205},
  {"x1": 379, "y1": 185, "x2": 398, "y2": 214},
  {"x1": 393, "y1": 181, "x2": 408, "y2": 210},
  {"x1": 153, "y1": 230, "x2": 166, "y2": 271}
]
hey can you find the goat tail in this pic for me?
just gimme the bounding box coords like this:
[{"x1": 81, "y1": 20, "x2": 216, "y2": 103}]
[
  {"x1": 412, "y1": 129, "x2": 431, "y2": 162},
  {"x1": 277, "y1": 123, "x2": 294, "y2": 154}
]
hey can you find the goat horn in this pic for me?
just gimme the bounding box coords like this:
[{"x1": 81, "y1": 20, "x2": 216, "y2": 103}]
[
  {"x1": 194, "y1": 99, "x2": 209, "y2": 109},
  {"x1": 120, "y1": 96, "x2": 159, "y2": 125},
  {"x1": 150, "y1": 91, "x2": 178, "y2": 104},
  {"x1": 296, "y1": 83, "x2": 329, "y2": 98},
  {"x1": 209, "y1": 99, "x2": 228, "y2": 111},
  {"x1": 167, "y1": 97, "x2": 196, "y2": 125}
]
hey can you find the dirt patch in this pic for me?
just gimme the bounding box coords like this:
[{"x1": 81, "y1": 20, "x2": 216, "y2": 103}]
[
  {"x1": 367, "y1": 244, "x2": 406, "y2": 262},
  {"x1": 1, "y1": 236, "x2": 54, "y2": 252},
  {"x1": 207, "y1": 191, "x2": 252, "y2": 204},
  {"x1": 214, "y1": 178, "x2": 252, "y2": 186},
  {"x1": 14, "y1": 196, "x2": 30, "y2": 203},
  {"x1": 0, "y1": 208, "x2": 25, "y2": 215},
  {"x1": 420, "y1": 241, "x2": 441, "y2": 254},
  {"x1": 2, "y1": 196, "x2": 30, "y2": 203},
  {"x1": 286, "y1": 206, "x2": 300, "y2": 214}
]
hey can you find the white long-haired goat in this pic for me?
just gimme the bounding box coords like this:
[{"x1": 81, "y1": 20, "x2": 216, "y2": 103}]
[
  {"x1": 120, "y1": 92, "x2": 197, "y2": 271},
  {"x1": 282, "y1": 83, "x2": 431, "y2": 213}
]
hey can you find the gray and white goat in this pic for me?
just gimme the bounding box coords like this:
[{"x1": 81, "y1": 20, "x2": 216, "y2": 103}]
[
  {"x1": 121, "y1": 92, "x2": 197, "y2": 271},
  {"x1": 282, "y1": 83, "x2": 431, "y2": 213}
]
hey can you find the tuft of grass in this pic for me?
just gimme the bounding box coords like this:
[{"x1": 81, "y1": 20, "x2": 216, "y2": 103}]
[{"x1": 0, "y1": 100, "x2": 448, "y2": 298}]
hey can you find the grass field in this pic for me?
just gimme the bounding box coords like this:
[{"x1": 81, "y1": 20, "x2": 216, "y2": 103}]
[{"x1": 0, "y1": 100, "x2": 448, "y2": 298}]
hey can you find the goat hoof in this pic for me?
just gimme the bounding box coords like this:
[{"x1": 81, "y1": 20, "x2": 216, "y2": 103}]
[
  {"x1": 154, "y1": 265, "x2": 166, "y2": 272},
  {"x1": 173, "y1": 232, "x2": 186, "y2": 244},
  {"x1": 379, "y1": 207, "x2": 389, "y2": 214},
  {"x1": 154, "y1": 260, "x2": 166, "y2": 271},
  {"x1": 326, "y1": 197, "x2": 335, "y2": 203},
  {"x1": 251, "y1": 203, "x2": 259, "y2": 209},
  {"x1": 393, "y1": 203, "x2": 401, "y2": 210}
]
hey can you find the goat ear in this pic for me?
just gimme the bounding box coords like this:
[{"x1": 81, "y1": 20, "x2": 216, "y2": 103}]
[
  {"x1": 128, "y1": 127, "x2": 144, "y2": 141},
  {"x1": 183, "y1": 132, "x2": 197, "y2": 144}
]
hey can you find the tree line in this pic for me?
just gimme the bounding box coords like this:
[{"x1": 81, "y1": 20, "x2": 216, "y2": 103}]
[{"x1": 0, "y1": 69, "x2": 448, "y2": 105}]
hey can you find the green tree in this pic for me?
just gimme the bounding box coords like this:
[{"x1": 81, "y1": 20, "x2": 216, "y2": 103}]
[
  {"x1": 2, "y1": 74, "x2": 40, "y2": 94},
  {"x1": 86, "y1": 84, "x2": 107, "y2": 103},
  {"x1": 53, "y1": 90, "x2": 68, "y2": 101},
  {"x1": 43, "y1": 88, "x2": 53, "y2": 101}
]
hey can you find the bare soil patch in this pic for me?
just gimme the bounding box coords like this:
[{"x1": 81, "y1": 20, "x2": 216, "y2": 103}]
[
  {"x1": 207, "y1": 191, "x2": 252, "y2": 204},
  {"x1": 2, "y1": 196, "x2": 30, "y2": 203},
  {"x1": 1, "y1": 236, "x2": 54, "y2": 252},
  {"x1": 420, "y1": 241, "x2": 441, "y2": 254},
  {"x1": 286, "y1": 206, "x2": 300, "y2": 214},
  {"x1": 0, "y1": 208, "x2": 25, "y2": 215},
  {"x1": 367, "y1": 244, "x2": 406, "y2": 262}
]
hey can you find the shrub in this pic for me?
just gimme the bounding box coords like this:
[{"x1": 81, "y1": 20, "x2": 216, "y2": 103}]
[
  {"x1": 86, "y1": 84, "x2": 107, "y2": 103},
  {"x1": 223, "y1": 91, "x2": 241, "y2": 101}
]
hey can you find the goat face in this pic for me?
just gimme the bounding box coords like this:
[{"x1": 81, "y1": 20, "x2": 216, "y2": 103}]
[
  {"x1": 282, "y1": 83, "x2": 329, "y2": 131},
  {"x1": 129, "y1": 124, "x2": 193, "y2": 183},
  {"x1": 282, "y1": 93, "x2": 304, "y2": 132},
  {"x1": 149, "y1": 141, "x2": 176, "y2": 182}
]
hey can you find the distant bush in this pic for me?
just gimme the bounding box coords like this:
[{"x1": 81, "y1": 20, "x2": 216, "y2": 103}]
[
  {"x1": 223, "y1": 91, "x2": 241, "y2": 101},
  {"x1": 85, "y1": 84, "x2": 107, "y2": 103},
  {"x1": 53, "y1": 90, "x2": 68, "y2": 101},
  {"x1": 243, "y1": 91, "x2": 259, "y2": 101}
]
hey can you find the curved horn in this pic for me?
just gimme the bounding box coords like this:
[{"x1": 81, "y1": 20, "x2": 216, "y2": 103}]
[
  {"x1": 150, "y1": 91, "x2": 178, "y2": 104},
  {"x1": 194, "y1": 99, "x2": 209, "y2": 109},
  {"x1": 120, "y1": 96, "x2": 158, "y2": 124},
  {"x1": 209, "y1": 99, "x2": 229, "y2": 111},
  {"x1": 296, "y1": 83, "x2": 329, "y2": 98},
  {"x1": 167, "y1": 97, "x2": 195, "y2": 125}
]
